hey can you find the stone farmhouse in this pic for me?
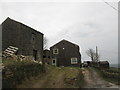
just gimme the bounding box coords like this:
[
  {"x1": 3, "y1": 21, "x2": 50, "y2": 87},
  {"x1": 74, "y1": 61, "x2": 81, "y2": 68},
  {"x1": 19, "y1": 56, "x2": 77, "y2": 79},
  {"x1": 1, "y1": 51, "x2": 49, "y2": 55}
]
[{"x1": 49, "y1": 39, "x2": 81, "y2": 67}]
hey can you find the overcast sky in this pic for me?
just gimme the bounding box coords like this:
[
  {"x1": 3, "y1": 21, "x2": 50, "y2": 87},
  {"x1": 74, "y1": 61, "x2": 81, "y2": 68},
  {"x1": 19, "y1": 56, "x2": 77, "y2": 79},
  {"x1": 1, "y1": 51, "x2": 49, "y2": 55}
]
[{"x1": 0, "y1": 1, "x2": 118, "y2": 64}]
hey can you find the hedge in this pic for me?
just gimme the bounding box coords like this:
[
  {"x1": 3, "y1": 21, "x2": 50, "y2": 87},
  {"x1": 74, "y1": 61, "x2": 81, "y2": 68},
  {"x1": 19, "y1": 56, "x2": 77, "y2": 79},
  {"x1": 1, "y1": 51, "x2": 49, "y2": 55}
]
[{"x1": 2, "y1": 58, "x2": 45, "y2": 88}]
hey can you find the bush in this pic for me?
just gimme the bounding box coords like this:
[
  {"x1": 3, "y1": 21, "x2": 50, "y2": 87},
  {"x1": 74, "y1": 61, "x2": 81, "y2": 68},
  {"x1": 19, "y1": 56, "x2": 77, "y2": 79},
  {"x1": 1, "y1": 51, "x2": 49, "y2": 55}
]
[{"x1": 2, "y1": 58, "x2": 45, "y2": 88}]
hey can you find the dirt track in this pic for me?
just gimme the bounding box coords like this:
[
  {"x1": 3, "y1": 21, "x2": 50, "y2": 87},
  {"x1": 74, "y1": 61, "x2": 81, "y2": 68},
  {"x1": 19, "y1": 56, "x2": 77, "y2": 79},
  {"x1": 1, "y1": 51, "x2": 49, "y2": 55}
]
[
  {"x1": 32, "y1": 69, "x2": 65, "y2": 88},
  {"x1": 82, "y1": 67, "x2": 119, "y2": 88},
  {"x1": 17, "y1": 66, "x2": 119, "y2": 88},
  {"x1": 17, "y1": 66, "x2": 81, "y2": 88}
]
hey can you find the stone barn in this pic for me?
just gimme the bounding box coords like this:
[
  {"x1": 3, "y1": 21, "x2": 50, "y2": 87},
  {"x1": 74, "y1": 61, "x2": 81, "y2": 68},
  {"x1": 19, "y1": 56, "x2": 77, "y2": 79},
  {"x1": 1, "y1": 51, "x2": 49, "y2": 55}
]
[
  {"x1": 50, "y1": 39, "x2": 81, "y2": 67},
  {"x1": 2, "y1": 17, "x2": 43, "y2": 61}
]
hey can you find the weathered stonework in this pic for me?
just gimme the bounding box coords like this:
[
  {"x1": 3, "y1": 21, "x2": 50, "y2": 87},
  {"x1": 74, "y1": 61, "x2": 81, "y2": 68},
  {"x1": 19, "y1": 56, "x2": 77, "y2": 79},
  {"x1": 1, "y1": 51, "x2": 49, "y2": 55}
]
[{"x1": 2, "y1": 17, "x2": 43, "y2": 61}]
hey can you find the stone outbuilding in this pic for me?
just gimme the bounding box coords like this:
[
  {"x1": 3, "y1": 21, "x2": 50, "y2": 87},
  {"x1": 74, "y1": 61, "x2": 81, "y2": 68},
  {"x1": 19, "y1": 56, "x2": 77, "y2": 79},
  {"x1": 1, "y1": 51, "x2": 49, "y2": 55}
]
[{"x1": 99, "y1": 61, "x2": 109, "y2": 69}]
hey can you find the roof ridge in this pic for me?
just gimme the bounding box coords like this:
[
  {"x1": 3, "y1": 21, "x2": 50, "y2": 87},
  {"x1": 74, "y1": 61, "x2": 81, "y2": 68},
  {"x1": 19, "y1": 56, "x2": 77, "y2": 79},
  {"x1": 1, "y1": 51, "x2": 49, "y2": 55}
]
[
  {"x1": 50, "y1": 39, "x2": 79, "y2": 48},
  {"x1": 2, "y1": 17, "x2": 43, "y2": 35}
]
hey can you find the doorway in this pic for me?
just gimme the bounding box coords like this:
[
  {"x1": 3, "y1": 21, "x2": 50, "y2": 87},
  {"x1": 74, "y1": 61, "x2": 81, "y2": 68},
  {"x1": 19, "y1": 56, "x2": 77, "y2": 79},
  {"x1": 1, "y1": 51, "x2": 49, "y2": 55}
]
[
  {"x1": 52, "y1": 59, "x2": 56, "y2": 66},
  {"x1": 33, "y1": 50, "x2": 37, "y2": 61}
]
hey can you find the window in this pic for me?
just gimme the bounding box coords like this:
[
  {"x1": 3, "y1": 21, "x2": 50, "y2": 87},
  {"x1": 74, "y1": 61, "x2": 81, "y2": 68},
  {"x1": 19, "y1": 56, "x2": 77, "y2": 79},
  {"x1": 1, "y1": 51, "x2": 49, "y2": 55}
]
[
  {"x1": 52, "y1": 59, "x2": 56, "y2": 65},
  {"x1": 71, "y1": 58, "x2": 77, "y2": 64},
  {"x1": 53, "y1": 49, "x2": 59, "y2": 54},
  {"x1": 32, "y1": 33, "x2": 36, "y2": 41},
  {"x1": 43, "y1": 55, "x2": 46, "y2": 58}
]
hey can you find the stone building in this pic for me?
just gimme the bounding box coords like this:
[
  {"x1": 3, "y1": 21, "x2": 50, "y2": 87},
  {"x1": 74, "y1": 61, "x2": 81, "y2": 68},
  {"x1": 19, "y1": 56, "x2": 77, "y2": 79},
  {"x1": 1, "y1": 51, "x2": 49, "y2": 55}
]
[
  {"x1": 99, "y1": 61, "x2": 109, "y2": 69},
  {"x1": 2, "y1": 17, "x2": 43, "y2": 61},
  {"x1": 50, "y1": 39, "x2": 81, "y2": 67}
]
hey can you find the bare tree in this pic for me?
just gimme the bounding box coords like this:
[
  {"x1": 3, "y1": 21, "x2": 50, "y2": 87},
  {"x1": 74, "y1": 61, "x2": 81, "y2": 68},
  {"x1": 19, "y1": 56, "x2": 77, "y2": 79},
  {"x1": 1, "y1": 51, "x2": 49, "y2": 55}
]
[
  {"x1": 43, "y1": 36, "x2": 48, "y2": 50},
  {"x1": 86, "y1": 49, "x2": 96, "y2": 62},
  {"x1": 86, "y1": 46, "x2": 100, "y2": 62}
]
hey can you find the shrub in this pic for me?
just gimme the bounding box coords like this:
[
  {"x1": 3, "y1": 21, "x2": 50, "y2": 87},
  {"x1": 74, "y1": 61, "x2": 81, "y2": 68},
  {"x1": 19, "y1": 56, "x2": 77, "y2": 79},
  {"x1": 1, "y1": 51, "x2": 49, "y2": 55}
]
[{"x1": 2, "y1": 58, "x2": 44, "y2": 88}]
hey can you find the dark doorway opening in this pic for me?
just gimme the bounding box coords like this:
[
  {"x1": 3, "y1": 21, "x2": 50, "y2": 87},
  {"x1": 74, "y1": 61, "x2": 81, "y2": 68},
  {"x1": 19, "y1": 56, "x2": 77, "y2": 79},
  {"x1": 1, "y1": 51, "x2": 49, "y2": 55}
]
[
  {"x1": 53, "y1": 60, "x2": 55, "y2": 63},
  {"x1": 52, "y1": 59, "x2": 56, "y2": 66},
  {"x1": 33, "y1": 50, "x2": 37, "y2": 61}
]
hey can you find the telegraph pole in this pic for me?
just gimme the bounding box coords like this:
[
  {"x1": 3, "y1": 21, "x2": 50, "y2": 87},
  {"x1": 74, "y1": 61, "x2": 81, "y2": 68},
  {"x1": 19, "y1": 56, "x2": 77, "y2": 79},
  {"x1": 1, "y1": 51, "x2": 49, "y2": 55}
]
[{"x1": 96, "y1": 46, "x2": 99, "y2": 62}]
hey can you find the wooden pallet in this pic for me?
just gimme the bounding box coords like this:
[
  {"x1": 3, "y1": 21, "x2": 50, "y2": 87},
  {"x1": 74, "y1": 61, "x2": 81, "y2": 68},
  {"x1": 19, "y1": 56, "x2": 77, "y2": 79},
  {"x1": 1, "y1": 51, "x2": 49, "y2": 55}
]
[{"x1": 3, "y1": 46, "x2": 18, "y2": 57}]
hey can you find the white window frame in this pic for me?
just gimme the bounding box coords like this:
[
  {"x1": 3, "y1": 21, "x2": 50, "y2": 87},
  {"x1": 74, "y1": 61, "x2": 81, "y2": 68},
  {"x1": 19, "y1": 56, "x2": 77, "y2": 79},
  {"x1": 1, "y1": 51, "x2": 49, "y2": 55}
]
[
  {"x1": 52, "y1": 59, "x2": 56, "y2": 66},
  {"x1": 53, "y1": 48, "x2": 59, "y2": 54},
  {"x1": 71, "y1": 58, "x2": 78, "y2": 64}
]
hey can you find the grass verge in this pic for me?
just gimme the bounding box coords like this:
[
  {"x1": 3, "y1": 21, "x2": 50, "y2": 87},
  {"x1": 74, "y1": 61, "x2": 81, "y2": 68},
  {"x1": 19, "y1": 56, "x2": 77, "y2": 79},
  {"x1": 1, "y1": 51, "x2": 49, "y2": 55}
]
[{"x1": 92, "y1": 67, "x2": 119, "y2": 85}]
